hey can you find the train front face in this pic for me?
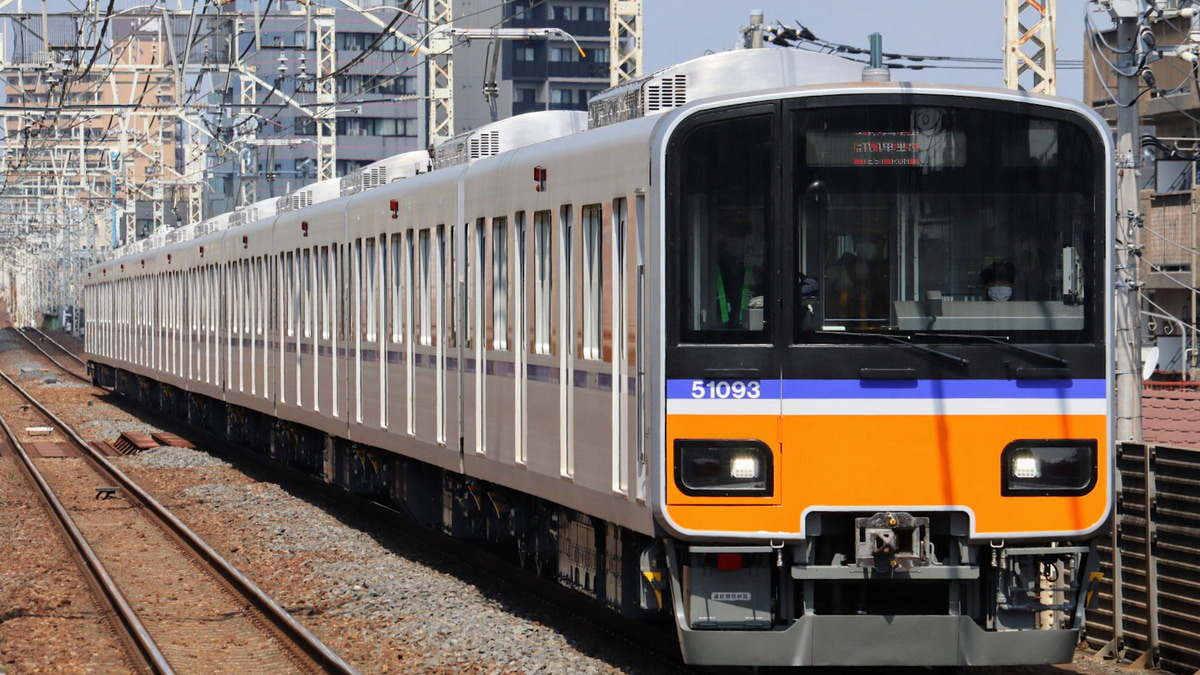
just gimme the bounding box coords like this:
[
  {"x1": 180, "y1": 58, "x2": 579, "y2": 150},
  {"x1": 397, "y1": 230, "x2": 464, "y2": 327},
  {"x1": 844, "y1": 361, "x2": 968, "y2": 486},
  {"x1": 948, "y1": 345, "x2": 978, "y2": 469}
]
[{"x1": 657, "y1": 88, "x2": 1112, "y2": 667}]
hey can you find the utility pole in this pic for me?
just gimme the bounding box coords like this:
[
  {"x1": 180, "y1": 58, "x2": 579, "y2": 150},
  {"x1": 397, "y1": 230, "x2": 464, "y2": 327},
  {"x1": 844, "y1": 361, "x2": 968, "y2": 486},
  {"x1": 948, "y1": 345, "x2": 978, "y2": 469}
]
[
  {"x1": 314, "y1": 10, "x2": 337, "y2": 182},
  {"x1": 1004, "y1": 0, "x2": 1057, "y2": 94},
  {"x1": 610, "y1": 0, "x2": 643, "y2": 87},
  {"x1": 427, "y1": 0, "x2": 455, "y2": 145},
  {"x1": 1111, "y1": 2, "x2": 1144, "y2": 443}
]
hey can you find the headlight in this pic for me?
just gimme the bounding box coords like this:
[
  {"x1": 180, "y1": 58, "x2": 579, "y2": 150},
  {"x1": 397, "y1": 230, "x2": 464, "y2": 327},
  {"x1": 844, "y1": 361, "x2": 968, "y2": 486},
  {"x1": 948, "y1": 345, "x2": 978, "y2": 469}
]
[
  {"x1": 1001, "y1": 440, "x2": 1097, "y2": 496},
  {"x1": 675, "y1": 440, "x2": 773, "y2": 497}
]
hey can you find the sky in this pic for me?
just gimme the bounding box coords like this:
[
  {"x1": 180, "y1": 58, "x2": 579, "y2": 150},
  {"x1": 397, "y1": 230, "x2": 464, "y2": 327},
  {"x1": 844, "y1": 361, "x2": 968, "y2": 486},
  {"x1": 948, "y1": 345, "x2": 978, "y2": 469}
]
[{"x1": 642, "y1": 1, "x2": 1109, "y2": 102}]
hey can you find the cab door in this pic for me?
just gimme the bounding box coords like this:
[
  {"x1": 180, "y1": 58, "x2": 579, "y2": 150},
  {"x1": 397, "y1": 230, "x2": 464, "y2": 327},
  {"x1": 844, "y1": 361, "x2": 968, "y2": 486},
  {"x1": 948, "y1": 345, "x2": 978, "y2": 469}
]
[{"x1": 664, "y1": 104, "x2": 784, "y2": 511}]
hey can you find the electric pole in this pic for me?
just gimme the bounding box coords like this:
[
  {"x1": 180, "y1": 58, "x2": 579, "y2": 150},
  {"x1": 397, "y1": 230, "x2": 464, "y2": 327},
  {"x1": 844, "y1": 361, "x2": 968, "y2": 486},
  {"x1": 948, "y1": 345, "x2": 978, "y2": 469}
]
[
  {"x1": 1004, "y1": 0, "x2": 1057, "y2": 94},
  {"x1": 1110, "y1": 1, "x2": 1144, "y2": 442}
]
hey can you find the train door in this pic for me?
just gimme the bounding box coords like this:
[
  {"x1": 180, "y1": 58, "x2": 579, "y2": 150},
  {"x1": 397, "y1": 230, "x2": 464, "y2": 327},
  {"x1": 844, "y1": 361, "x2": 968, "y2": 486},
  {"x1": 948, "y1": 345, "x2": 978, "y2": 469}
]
[
  {"x1": 514, "y1": 212, "x2": 528, "y2": 466},
  {"x1": 559, "y1": 205, "x2": 575, "y2": 478},
  {"x1": 412, "y1": 228, "x2": 438, "y2": 446},
  {"x1": 465, "y1": 219, "x2": 484, "y2": 456},
  {"x1": 435, "y1": 225, "x2": 447, "y2": 445}
]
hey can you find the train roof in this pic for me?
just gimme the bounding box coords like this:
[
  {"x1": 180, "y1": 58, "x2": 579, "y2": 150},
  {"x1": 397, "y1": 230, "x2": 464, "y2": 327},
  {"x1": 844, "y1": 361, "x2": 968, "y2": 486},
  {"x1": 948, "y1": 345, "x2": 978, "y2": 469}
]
[
  {"x1": 431, "y1": 110, "x2": 588, "y2": 171},
  {"x1": 587, "y1": 48, "x2": 865, "y2": 129}
]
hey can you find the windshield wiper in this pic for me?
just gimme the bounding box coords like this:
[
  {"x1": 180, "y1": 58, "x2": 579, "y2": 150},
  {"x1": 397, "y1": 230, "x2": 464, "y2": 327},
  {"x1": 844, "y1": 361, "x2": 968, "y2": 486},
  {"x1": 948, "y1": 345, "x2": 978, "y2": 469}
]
[
  {"x1": 915, "y1": 332, "x2": 1068, "y2": 367},
  {"x1": 818, "y1": 331, "x2": 969, "y2": 367}
]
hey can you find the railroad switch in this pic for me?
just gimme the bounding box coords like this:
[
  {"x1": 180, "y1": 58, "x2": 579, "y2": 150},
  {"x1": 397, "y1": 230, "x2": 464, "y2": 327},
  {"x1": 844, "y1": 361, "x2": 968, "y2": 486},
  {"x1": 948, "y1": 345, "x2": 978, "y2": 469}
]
[{"x1": 94, "y1": 487, "x2": 119, "y2": 500}]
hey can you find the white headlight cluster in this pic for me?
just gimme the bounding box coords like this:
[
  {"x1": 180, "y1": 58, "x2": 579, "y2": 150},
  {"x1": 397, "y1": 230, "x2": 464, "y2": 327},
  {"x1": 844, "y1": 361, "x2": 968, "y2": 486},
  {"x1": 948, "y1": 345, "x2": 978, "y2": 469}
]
[
  {"x1": 1011, "y1": 453, "x2": 1041, "y2": 479},
  {"x1": 730, "y1": 456, "x2": 760, "y2": 479},
  {"x1": 1002, "y1": 440, "x2": 1097, "y2": 497},
  {"x1": 675, "y1": 440, "x2": 773, "y2": 496}
]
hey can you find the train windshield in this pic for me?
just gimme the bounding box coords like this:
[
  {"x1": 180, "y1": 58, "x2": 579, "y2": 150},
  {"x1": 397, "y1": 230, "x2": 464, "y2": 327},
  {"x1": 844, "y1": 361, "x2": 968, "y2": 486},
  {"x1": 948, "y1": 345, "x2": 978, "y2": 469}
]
[
  {"x1": 671, "y1": 99, "x2": 1102, "y2": 346},
  {"x1": 794, "y1": 103, "x2": 1098, "y2": 340}
]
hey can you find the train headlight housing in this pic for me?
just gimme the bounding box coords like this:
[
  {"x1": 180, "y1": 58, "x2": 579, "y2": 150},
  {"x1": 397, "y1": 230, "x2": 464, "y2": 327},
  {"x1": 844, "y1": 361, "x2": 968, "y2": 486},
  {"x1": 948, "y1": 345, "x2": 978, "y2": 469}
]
[
  {"x1": 675, "y1": 440, "x2": 773, "y2": 497},
  {"x1": 1001, "y1": 440, "x2": 1097, "y2": 496}
]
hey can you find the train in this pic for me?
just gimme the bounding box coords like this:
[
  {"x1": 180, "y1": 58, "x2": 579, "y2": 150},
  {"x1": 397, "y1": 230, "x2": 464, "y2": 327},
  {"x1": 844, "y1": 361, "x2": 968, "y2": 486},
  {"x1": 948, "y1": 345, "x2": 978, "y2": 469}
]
[{"x1": 83, "y1": 47, "x2": 1113, "y2": 667}]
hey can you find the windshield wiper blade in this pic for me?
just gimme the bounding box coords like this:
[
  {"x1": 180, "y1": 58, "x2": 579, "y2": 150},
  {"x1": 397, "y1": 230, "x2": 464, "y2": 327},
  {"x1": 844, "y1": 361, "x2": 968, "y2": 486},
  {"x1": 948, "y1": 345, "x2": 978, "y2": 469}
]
[
  {"x1": 915, "y1": 332, "x2": 1068, "y2": 367},
  {"x1": 818, "y1": 331, "x2": 969, "y2": 367}
]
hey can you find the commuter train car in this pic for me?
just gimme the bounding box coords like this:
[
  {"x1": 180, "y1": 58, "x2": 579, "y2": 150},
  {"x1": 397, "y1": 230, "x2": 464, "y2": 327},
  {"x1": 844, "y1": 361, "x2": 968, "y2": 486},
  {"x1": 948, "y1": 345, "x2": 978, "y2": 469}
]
[{"x1": 83, "y1": 48, "x2": 1113, "y2": 667}]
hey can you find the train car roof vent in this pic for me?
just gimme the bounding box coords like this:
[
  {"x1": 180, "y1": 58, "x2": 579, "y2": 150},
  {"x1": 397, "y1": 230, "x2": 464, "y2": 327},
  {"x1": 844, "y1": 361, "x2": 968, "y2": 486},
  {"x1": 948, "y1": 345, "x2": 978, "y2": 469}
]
[
  {"x1": 279, "y1": 177, "x2": 341, "y2": 210},
  {"x1": 645, "y1": 74, "x2": 688, "y2": 113},
  {"x1": 197, "y1": 212, "x2": 232, "y2": 237},
  {"x1": 229, "y1": 207, "x2": 257, "y2": 227},
  {"x1": 469, "y1": 131, "x2": 501, "y2": 159},
  {"x1": 280, "y1": 189, "x2": 314, "y2": 212},
  {"x1": 228, "y1": 197, "x2": 277, "y2": 228},
  {"x1": 339, "y1": 150, "x2": 430, "y2": 197},
  {"x1": 432, "y1": 111, "x2": 587, "y2": 171},
  {"x1": 588, "y1": 48, "x2": 864, "y2": 129}
]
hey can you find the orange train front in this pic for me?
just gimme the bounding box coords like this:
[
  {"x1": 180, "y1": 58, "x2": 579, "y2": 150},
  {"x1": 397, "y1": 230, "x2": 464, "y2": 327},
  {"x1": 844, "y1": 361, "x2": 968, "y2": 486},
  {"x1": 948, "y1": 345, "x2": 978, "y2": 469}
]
[{"x1": 652, "y1": 86, "x2": 1112, "y2": 666}]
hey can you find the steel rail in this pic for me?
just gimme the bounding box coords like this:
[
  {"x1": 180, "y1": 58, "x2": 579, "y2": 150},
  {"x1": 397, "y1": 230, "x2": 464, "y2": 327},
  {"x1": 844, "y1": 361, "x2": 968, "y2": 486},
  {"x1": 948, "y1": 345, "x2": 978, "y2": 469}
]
[
  {"x1": 0, "y1": 373, "x2": 173, "y2": 675},
  {"x1": 12, "y1": 328, "x2": 90, "y2": 383},
  {"x1": 0, "y1": 368, "x2": 361, "y2": 675},
  {"x1": 26, "y1": 327, "x2": 87, "y2": 366}
]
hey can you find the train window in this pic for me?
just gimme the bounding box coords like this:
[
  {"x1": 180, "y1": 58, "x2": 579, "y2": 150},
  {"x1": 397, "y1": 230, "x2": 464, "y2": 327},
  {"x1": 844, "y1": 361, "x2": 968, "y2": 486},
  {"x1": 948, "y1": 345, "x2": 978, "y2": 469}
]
[
  {"x1": 672, "y1": 112, "x2": 774, "y2": 343},
  {"x1": 230, "y1": 262, "x2": 240, "y2": 336},
  {"x1": 533, "y1": 210, "x2": 553, "y2": 355},
  {"x1": 514, "y1": 211, "x2": 527, "y2": 355},
  {"x1": 492, "y1": 217, "x2": 510, "y2": 351},
  {"x1": 244, "y1": 261, "x2": 253, "y2": 337},
  {"x1": 320, "y1": 246, "x2": 331, "y2": 340},
  {"x1": 341, "y1": 244, "x2": 351, "y2": 343},
  {"x1": 561, "y1": 204, "x2": 574, "y2": 360},
  {"x1": 363, "y1": 238, "x2": 376, "y2": 341},
  {"x1": 284, "y1": 252, "x2": 295, "y2": 338},
  {"x1": 419, "y1": 230, "x2": 432, "y2": 346},
  {"x1": 436, "y1": 228, "x2": 446, "y2": 348},
  {"x1": 366, "y1": 238, "x2": 380, "y2": 341},
  {"x1": 303, "y1": 249, "x2": 313, "y2": 339},
  {"x1": 390, "y1": 233, "x2": 404, "y2": 343},
  {"x1": 257, "y1": 257, "x2": 265, "y2": 336},
  {"x1": 473, "y1": 219, "x2": 486, "y2": 352},
  {"x1": 447, "y1": 226, "x2": 458, "y2": 349},
  {"x1": 792, "y1": 104, "x2": 1096, "y2": 338},
  {"x1": 353, "y1": 239, "x2": 363, "y2": 341},
  {"x1": 582, "y1": 204, "x2": 604, "y2": 360}
]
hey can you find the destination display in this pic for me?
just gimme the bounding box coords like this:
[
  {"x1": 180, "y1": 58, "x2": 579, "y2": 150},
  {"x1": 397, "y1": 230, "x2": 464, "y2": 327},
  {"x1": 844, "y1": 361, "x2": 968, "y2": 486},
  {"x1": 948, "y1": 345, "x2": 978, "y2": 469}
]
[{"x1": 807, "y1": 129, "x2": 966, "y2": 168}]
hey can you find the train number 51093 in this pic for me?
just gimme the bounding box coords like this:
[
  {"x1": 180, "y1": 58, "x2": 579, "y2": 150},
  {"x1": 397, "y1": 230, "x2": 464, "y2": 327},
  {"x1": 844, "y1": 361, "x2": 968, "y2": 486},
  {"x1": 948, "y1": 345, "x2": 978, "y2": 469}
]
[{"x1": 690, "y1": 380, "x2": 761, "y2": 399}]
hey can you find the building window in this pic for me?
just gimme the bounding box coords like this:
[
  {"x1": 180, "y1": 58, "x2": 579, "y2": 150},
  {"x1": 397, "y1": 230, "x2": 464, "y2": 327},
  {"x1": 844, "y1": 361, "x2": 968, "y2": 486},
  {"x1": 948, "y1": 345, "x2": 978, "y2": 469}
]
[
  {"x1": 514, "y1": 46, "x2": 536, "y2": 61},
  {"x1": 335, "y1": 117, "x2": 418, "y2": 137},
  {"x1": 552, "y1": 5, "x2": 573, "y2": 21},
  {"x1": 590, "y1": 47, "x2": 609, "y2": 63},
  {"x1": 549, "y1": 46, "x2": 579, "y2": 62},
  {"x1": 582, "y1": 6, "x2": 608, "y2": 21}
]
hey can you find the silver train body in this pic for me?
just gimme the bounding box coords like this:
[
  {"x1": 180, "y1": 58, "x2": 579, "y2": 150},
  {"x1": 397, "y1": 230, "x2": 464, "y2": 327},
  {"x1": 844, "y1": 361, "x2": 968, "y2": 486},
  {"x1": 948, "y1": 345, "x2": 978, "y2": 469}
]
[{"x1": 84, "y1": 49, "x2": 1114, "y2": 666}]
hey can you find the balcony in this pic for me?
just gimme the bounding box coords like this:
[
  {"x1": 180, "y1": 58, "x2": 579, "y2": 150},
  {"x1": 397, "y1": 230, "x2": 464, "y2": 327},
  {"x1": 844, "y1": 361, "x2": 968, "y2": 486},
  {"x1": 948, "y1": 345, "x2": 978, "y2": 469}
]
[
  {"x1": 513, "y1": 100, "x2": 546, "y2": 116},
  {"x1": 550, "y1": 19, "x2": 609, "y2": 38},
  {"x1": 548, "y1": 101, "x2": 586, "y2": 112},
  {"x1": 511, "y1": 60, "x2": 603, "y2": 80}
]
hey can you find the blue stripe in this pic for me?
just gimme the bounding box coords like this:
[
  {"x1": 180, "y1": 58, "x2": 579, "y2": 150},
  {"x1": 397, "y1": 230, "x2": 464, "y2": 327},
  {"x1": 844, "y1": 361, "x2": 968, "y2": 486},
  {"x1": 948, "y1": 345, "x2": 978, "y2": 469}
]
[
  {"x1": 666, "y1": 380, "x2": 783, "y2": 399},
  {"x1": 667, "y1": 379, "x2": 1105, "y2": 400}
]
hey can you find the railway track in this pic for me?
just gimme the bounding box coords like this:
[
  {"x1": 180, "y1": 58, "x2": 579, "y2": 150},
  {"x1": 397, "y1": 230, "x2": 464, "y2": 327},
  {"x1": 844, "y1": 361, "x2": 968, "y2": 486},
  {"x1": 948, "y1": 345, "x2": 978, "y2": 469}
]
[
  {"x1": 0, "y1": 360, "x2": 359, "y2": 675},
  {"x1": 13, "y1": 326, "x2": 89, "y2": 383},
  {"x1": 7, "y1": 330, "x2": 1131, "y2": 674},
  {"x1": 13, "y1": 329, "x2": 695, "y2": 672}
]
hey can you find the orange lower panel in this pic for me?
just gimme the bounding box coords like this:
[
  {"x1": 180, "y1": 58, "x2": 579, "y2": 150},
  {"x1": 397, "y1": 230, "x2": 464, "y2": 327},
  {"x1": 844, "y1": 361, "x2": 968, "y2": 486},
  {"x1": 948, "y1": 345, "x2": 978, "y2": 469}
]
[{"x1": 665, "y1": 414, "x2": 1109, "y2": 538}]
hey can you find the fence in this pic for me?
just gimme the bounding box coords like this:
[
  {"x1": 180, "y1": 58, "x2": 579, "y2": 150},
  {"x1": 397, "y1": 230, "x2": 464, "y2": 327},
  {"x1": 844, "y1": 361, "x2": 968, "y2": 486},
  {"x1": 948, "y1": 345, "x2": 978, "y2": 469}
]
[{"x1": 1085, "y1": 441, "x2": 1200, "y2": 673}]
